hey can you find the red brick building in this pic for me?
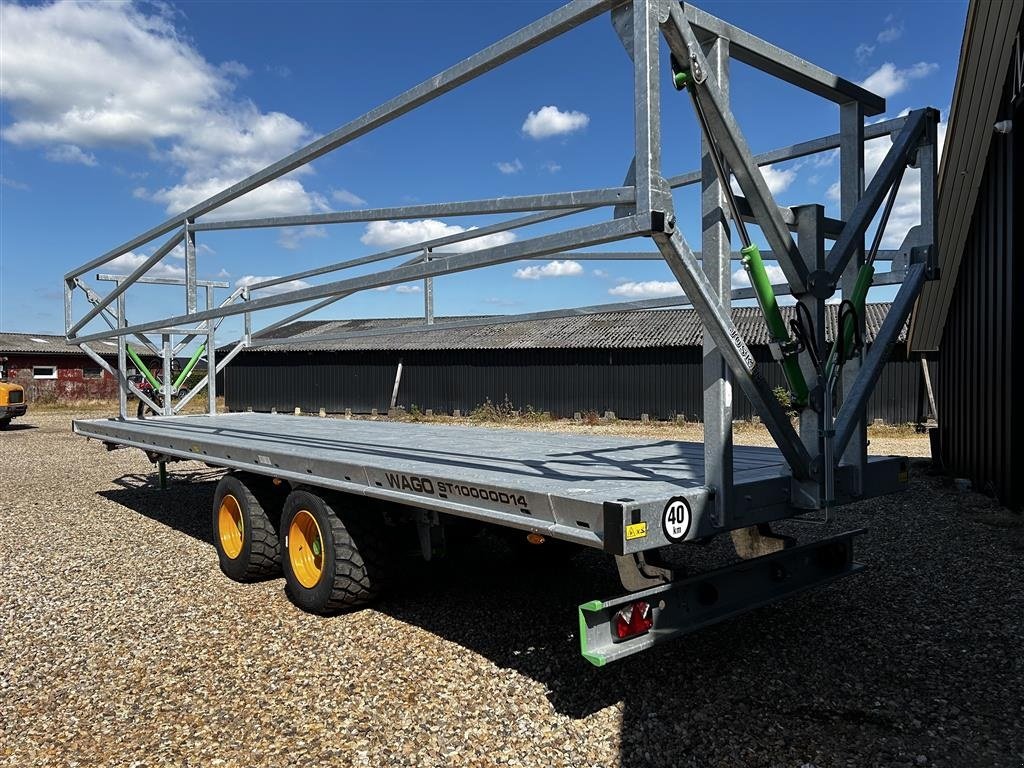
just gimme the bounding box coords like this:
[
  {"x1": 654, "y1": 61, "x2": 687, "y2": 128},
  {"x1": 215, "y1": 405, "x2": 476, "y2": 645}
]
[{"x1": 0, "y1": 332, "x2": 143, "y2": 403}]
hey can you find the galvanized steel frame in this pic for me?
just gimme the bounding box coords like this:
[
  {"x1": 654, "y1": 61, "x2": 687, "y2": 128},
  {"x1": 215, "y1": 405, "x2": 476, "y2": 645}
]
[{"x1": 64, "y1": 0, "x2": 937, "y2": 519}]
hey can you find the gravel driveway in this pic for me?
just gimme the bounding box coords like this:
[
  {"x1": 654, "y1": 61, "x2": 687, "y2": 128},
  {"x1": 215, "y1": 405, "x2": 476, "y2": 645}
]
[{"x1": 1, "y1": 411, "x2": 1021, "y2": 767}]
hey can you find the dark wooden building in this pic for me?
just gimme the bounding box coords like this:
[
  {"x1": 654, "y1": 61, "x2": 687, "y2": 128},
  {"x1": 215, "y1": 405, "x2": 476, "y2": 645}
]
[
  {"x1": 909, "y1": 0, "x2": 1023, "y2": 509},
  {"x1": 225, "y1": 303, "x2": 925, "y2": 424}
]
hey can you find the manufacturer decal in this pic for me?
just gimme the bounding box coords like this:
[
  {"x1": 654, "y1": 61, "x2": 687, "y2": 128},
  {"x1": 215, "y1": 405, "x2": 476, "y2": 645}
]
[{"x1": 662, "y1": 497, "x2": 692, "y2": 542}]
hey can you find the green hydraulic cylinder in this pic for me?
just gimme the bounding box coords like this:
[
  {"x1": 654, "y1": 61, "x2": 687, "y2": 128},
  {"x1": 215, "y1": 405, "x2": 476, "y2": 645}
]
[
  {"x1": 126, "y1": 347, "x2": 161, "y2": 390},
  {"x1": 741, "y1": 244, "x2": 809, "y2": 407},
  {"x1": 826, "y1": 263, "x2": 874, "y2": 377},
  {"x1": 174, "y1": 343, "x2": 205, "y2": 389}
]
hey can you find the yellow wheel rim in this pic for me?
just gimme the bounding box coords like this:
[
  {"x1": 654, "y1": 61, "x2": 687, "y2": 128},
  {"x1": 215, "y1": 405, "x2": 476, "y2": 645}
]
[
  {"x1": 218, "y1": 494, "x2": 244, "y2": 560},
  {"x1": 289, "y1": 510, "x2": 324, "y2": 589}
]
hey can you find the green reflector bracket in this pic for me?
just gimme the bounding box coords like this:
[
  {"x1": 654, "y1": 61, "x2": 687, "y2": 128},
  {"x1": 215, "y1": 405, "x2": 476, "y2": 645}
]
[{"x1": 578, "y1": 600, "x2": 607, "y2": 667}]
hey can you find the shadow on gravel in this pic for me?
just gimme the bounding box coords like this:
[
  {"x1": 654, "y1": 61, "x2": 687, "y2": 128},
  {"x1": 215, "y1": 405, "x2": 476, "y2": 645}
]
[
  {"x1": 99, "y1": 459, "x2": 1023, "y2": 768},
  {"x1": 100, "y1": 469, "x2": 223, "y2": 544},
  {"x1": 1, "y1": 422, "x2": 37, "y2": 431}
]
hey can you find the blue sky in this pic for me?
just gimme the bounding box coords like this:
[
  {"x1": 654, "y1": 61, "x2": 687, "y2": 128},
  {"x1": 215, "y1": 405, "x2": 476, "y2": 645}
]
[{"x1": 0, "y1": 0, "x2": 967, "y2": 341}]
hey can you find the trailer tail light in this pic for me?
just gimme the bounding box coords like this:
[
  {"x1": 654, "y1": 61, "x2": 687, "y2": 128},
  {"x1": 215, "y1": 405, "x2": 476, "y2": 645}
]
[{"x1": 613, "y1": 600, "x2": 653, "y2": 640}]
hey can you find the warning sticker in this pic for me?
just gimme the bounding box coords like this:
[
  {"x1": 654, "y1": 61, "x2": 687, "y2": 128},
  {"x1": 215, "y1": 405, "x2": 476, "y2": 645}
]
[
  {"x1": 662, "y1": 498, "x2": 692, "y2": 542},
  {"x1": 625, "y1": 522, "x2": 648, "y2": 541}
]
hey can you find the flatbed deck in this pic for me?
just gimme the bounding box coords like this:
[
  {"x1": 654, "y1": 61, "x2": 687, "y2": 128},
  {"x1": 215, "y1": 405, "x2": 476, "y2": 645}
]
[{"x1": 73, "y1": 413, "x2": 904, "y2": 553}]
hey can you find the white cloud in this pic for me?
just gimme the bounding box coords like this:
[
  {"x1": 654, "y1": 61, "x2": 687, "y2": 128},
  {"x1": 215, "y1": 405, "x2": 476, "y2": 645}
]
[
  {"x1": 44, "y1": 144, "x2": 97, "y2": 166},
  {"x1": 360, "y1": 219, "x2": 516, "y2": 253},
  {"x1": 513, "y1": 260, "x2": 583, "y2": 280},
  {"x1": 877, "y1": 17, "x2": 904, "y2": 44},
  {"x1": 521, "y1": 105, "x2": 589, "y2": 139},
  {"x1": 277, "y1": 226, "x2": 327, "y2": 251},
  {"x1": 219, "y1": 60, "x2": 250, "y2": 79},
  {"x1": 145, "y1": 177, "x2": 329, "y2": 221},
  {"x1": 859, "y1": 62, "x2": 938, "y2": 98},
  {"x1": 730, "y1": 163, "x2": 798, "y2": 198},
  {"x1": 332, "y1": 188, "x2": 366, "y2": 207},
  {"x1": 0, "y1": 2, "x2": 324, "y2": 222},
  {"x1": 732, "y1": 264, "x2": 786, "y2": 289},
  {"x1": 855, "y1": 43, "x2": 876, "y2": 64},
  {"x1": 235, "y1": 275, "x2": 311, "y2": 297},
  {"x1": 107, "y1": 251, "x2": 185, "y2": 279},
  {"x1": 395, "y1": 285, "x2": 422, "y2": 294},
  {"x1": 495, "y1": 158, "x2": 523, "y2": 174},
  {"x1": 608, "y1": 281, "x2": 683, "y2": 299},
  {"x1": 542, "y1": 160, "x2": 562, "y2": 173},
  {"x1": 593, "y1": 268, "x2": 609, "y2": 278},
  {"x1": 0, "y1": 176, "x2": 29, "y2": 191},
  {"x1": 826, "y1": 114, "x2": 947, "y2": 248}
]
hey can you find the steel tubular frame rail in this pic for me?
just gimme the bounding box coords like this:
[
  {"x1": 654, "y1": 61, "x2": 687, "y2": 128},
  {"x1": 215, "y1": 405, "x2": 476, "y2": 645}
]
[{"x1": 63, "y1": 0, "x2": 937, "y2": 515}]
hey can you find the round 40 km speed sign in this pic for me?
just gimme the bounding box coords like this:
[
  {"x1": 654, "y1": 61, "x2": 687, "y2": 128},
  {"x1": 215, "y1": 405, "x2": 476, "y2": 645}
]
[{"x1": 662, "y1": 497, "x2": 692, "y2": 542}]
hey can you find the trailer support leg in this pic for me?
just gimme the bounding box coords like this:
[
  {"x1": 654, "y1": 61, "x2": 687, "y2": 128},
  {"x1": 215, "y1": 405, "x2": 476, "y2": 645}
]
[
  {"x1": 158, "y1": 460, "x2": 167, "y2": 490},
  {"x1": 730, "y1": 523, "x2": 794, "y2": 560},
  {"x1": 615, "y1": 549, "x2": 676, "y2": 592}
]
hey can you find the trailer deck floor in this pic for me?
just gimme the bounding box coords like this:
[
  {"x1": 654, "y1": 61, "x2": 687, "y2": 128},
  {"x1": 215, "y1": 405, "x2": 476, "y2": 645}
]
[
  {"x1": 73, "y1": 412, "x2": 788, "y2": 498},
  {"x1": 73, "y1": 413, "x2": 812, "y2": 548}
]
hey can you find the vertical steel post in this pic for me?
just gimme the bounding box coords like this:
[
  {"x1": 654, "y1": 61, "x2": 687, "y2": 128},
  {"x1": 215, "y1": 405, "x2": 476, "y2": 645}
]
[
  {"x1": 795, "y1": 204, "x2": 827, "y2": 507},
  {"x1": 423, "y1": 249, "x2": 434, "y2": 325},
  {"x1": 242, "y1": 286, "x2": 252, "y2": 342},
  {"x1": 206, "y1": 286, "x2": 217, "y2": 415},
  {"x1": 631, "y1": 0, "x2": 661, "y2": 216},
  {"x1": 64, "y1": 279, "x2": 74, "y2": 335},
  {"x1": 390, "y1": 359, "x2": 404, "y2": 410},
  {"x1": 839, "y1": 101, "x2": 866, "y2": 494},
  {"x1": 161, "y1": 334, "x2": 172, "y2": 416},
  {"x1": 116, "y1": 293, "x2": 128, "y2": 419},
  {"x1": 915, "y1": 110, "x2": 939, "y2": 257},
  {"x1": 700, "y1": 34, "x2": 732, "y2": 527},
  {"x1": 185, "y1": 218, "x2": 197, "y2": 314}
]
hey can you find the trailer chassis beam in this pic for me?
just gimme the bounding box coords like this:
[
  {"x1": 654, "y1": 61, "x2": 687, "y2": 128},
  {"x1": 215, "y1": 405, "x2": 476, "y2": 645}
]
[{"x1": 578, "y1": 528, "x2": 865, "y2": 666}]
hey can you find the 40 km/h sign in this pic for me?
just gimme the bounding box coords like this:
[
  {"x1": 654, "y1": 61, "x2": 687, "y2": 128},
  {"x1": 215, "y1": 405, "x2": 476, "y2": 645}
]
[{"x1": 662, "y1": 497, "x2": 692, "y2": 542}]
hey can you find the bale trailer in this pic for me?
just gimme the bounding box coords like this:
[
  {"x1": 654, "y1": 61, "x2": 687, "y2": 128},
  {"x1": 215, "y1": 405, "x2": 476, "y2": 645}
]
[{"x1": 64, "y1": 0, "x2": 939, "y2": 666}]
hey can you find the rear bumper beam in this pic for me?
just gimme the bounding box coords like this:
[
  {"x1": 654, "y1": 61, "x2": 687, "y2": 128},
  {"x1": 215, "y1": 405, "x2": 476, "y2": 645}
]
[{"x1": 578, "y1": 528, "x2": 865, "y2": 666}]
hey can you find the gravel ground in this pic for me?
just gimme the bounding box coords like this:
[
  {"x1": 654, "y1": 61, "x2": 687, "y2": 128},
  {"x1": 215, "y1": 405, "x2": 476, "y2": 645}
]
[{"x1": 1, "y1": 411, "x2": 1021, "y2": 768}]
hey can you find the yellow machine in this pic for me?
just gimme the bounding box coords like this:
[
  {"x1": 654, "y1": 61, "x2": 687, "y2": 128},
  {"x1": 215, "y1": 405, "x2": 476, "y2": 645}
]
[{"x1": 0, "y1": 357, "x2": 27, "y2": 428}]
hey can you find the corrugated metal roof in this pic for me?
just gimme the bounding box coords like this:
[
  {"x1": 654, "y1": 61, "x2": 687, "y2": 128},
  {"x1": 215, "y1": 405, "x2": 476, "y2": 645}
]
[
  {"x1": 0, "y1": 332, "x2": 120, "y2": 356},
  {"x1": 250, "y1": 302, "x2": 901, "y2": 352},
  {"x1": 908, "y1": 0, "x2": 1023, "y2": 352}
]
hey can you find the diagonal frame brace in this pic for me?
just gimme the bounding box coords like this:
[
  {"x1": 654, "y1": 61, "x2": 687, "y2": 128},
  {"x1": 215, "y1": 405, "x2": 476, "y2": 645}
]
[
  {"x1": 832, "y1": 262, "x2": 927, "y2": 457},
  {"x1": 653, "y1": 226, "x2": 812, "y2": 479},
  {"x1": 68, "y1": 229, "x2": 185, "y2": 338},
  {"x1": 825, "y1": 108, "x2": 936, "y2": 281},
  {"x1": 662, "y1": 4, "x2": 807, "y2": 292}
]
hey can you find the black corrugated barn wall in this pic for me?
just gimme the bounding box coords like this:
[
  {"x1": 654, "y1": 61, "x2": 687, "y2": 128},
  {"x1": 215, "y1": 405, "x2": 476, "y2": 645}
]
[
  {"x1": 938, "y1": 50, "x2": 1022, "y2": 509},
  {"x1": 224, "y1": 345, "x2": 923, "y2": 424}
]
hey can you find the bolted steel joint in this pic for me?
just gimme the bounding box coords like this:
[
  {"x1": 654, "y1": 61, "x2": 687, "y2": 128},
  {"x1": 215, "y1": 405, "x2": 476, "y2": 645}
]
[{"x1": 806, "y1": 269, "x2": 837, "y2": 300}]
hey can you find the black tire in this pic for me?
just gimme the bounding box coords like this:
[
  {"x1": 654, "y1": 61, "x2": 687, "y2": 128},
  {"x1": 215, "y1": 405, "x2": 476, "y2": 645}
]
[
  {"x1": 212, "y1": 472, "x2": 282, "y2": 582},
  {"x1": 0, "y1": 417, "x2": 10, "y2": 429},
  {"x1": 281, "y1": 489, "x2": 391, "y2": 614}
]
